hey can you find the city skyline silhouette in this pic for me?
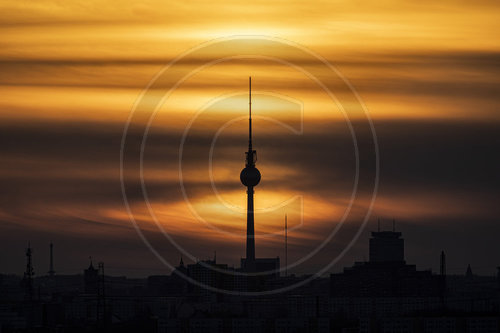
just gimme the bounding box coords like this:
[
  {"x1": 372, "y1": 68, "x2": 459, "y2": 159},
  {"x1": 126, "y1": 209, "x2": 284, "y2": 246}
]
[{"x1": 1, "y1": 1, "x2": 499, "y2": 331}]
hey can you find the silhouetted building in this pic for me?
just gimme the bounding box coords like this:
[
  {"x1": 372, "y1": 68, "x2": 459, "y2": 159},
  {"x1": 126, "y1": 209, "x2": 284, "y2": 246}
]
[
  {"x1": 241, "y1": 257, "x2": 280, "y2": 278},
  {"x1": 497, "y1": 266, "x2": 500, "y2": 290},
  {"x1": 185, "y1": 258, "x2": 237, "y2": 301},
  {"x1": 466, "y1": 263, "x2": 474, "y2": 279},
  {"x1": 84, "y1": 259, "x2": 98, "y2": 294},
  {"x1": 369, "y1": 229, "x2": 404, "y2": 263},
  {"x1": 331, "y1": 227, "x2": 440, "y2": 297}
]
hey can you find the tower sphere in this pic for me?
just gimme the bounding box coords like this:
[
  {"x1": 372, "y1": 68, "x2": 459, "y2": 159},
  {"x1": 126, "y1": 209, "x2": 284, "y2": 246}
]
[{"x1": 240, "y1": 166, "x2": 261, "y2": 187}]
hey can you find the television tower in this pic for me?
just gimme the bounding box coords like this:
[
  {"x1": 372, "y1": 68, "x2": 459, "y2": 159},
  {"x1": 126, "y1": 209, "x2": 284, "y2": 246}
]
[{"x1": 240, "y1": 77, "x2": 261, "y2": 270}]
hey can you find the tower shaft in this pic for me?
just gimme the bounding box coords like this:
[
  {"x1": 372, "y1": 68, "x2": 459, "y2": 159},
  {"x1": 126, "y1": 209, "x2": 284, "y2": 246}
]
[{"x1": 246, "y1": 186, "x2": 255, "y2": 264}]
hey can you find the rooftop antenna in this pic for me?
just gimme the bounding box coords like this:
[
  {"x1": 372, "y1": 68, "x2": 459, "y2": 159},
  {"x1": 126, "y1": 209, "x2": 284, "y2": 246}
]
[
  {"x1": 24, "y1": 242, "x2": 34, "y2": 301},
  {"x1": 377, "y1": 218, "x2": 380, "y2": 232},
  {"x1": 48, "y1": 242, "x2": 55, "y2": 277},
  {"x1": 393, "y1": 218, "x2": 396, "y2": 232},
  {"x1": 285, "y1": 214, "x2": 288, "y2": 277}
]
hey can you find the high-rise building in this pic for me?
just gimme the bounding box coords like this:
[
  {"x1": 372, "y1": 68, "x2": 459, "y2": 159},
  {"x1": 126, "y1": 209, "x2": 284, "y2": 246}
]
[
  {"x1": 331, "y1": 226, "x2": 440, "y2": 297},
  {"x1": 369, "y1": 222, "x2": 405, "y2": 263}
]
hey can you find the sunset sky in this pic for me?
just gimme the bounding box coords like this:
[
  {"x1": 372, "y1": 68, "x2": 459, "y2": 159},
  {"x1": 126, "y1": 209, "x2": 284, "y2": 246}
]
[{"x1": 1, "y1": 0, "x2": 499, "y2": 277}]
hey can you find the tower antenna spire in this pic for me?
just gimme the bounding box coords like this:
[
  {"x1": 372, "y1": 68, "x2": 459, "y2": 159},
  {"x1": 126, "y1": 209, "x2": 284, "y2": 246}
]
[{"x1": 249, "y1": 76, "x2": 252, "y2": 152}]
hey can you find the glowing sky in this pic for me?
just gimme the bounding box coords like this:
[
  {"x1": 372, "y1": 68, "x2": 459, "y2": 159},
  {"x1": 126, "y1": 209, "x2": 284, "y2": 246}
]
[{"x1": 0, "y1": 0, "x2": 499, "y2": 277}]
